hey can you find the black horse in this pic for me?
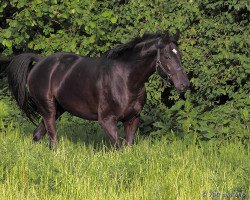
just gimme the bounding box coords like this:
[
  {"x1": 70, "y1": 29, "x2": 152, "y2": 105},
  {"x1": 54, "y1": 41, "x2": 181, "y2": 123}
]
[{"x1": 6, "y1": 32, "x2": 190, "y2": 148}]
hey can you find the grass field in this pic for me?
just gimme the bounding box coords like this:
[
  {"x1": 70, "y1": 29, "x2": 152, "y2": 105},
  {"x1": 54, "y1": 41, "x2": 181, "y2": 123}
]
[{"x1": 0, "y1": 122, "x2": 249, "y2": 200}]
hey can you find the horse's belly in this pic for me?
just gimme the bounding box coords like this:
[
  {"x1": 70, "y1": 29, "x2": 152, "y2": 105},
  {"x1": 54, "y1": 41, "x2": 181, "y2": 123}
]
[
  {"x1": 58, "y1": 97, "x2": 98, "y2": 120},
  {"x1": 55, "y1": 87, "x2": 99, "y2": 121},
  {"x1": 68, "y1": 109, "x2": 98, "y2": 121}
]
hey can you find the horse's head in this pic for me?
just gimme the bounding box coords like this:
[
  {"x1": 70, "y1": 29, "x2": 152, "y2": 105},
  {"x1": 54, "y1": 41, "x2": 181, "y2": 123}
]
[{"x1": 156, "y1": 33, "x2": 190, "y2": 93}]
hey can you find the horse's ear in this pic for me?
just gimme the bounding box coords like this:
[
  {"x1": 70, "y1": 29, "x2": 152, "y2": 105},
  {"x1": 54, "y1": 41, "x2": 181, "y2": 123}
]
[
  {"x1": 160, "y1": 32, "x2": 169, "y2": 46},
  {"x1": 174, "y1": 29, "x2": 180, "y2": 41},
  {"x1": 163, "y1": 30, "x2": 170, "y2": 41}
]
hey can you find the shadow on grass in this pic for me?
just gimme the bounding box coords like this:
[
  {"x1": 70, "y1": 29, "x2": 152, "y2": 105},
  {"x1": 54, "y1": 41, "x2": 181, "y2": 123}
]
[
  {"x1": 17, "y1": 113, "x2": 129, "y2": 150},
  {"x1": 57, "y1": 118, "x2": 109, "y2": 149}
]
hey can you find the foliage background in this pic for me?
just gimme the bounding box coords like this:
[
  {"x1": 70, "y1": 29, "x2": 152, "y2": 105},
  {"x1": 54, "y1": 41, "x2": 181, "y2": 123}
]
[{"x1": 0, "y1": 0, "x2": 249, "y2": 142}]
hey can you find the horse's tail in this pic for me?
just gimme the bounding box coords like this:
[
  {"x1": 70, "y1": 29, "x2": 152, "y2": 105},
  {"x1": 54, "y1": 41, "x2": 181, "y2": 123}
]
[{"x1": 7, "y1": 53, "x2": 43, "y2": 124}]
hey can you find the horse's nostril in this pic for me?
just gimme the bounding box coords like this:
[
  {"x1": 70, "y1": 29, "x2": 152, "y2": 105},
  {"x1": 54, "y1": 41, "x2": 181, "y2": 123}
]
[{"x1": 179, "y1": 83, "x2": 189, "y2": 92}]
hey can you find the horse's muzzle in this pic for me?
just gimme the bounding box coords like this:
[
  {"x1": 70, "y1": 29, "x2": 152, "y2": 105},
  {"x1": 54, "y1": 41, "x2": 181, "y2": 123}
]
[{"x1": 176, "y1": 80, "x2": 190, "y2": 93}]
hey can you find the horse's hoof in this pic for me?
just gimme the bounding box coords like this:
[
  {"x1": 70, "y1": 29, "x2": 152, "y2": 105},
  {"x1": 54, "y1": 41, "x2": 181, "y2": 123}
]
[
  {"x1": 33, "y1": 135, "x2": 41, "y2": 142},
  {"x1": 49, "y1": 141, "x2": 58, "y2": 150}
]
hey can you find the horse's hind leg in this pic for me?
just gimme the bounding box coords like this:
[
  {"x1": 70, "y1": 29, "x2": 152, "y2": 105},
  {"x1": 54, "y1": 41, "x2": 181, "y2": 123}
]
[
  {"x1": 36, "y1": 99, "x2": 58, "y2": 148},
  {"x1": 33, "y1": 107, "x2": 64, "y2": 142},
  {"x1": 43, "y1": 115, "x2": 57, "y2": 148},
  {"x1": 33, "y1": 121, "x2": 46, "y2": 141}
]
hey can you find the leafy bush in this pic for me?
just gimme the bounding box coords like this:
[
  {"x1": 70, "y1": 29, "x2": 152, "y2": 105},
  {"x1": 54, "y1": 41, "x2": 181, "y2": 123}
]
[{"x1": 0, "y1": 0, "x2": 249, "y2": 142}]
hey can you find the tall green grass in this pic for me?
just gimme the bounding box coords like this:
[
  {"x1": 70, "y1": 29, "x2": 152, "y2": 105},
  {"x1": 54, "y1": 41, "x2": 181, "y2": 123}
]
[{"x1": 0, "y1": 125, "x2": 249, "y2": 200}]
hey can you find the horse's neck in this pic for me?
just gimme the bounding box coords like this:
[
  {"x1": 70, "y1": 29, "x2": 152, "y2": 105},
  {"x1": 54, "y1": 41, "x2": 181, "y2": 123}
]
[{"x1": 127, "y1": 55, "x2": 156, "y2": 90}]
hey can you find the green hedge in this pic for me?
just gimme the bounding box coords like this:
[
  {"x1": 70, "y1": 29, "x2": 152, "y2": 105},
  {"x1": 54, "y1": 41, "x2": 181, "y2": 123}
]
[{"x1": 0, "y1": 0, "x2": 249, "y2": 141}]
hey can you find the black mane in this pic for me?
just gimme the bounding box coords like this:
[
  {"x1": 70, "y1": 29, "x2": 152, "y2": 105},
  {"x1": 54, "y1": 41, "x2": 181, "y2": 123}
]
[{"x1": 104, "y1": 32, "x2": 176, "y2": 59}]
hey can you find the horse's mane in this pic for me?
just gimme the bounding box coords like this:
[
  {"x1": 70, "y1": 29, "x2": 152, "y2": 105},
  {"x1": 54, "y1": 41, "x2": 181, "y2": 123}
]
[{"x1": 104, "y1": 32, "x2": 176, "y2": 59}]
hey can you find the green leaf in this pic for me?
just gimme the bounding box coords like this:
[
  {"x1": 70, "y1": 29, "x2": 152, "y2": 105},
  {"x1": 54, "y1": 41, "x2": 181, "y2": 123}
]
[
  {"x1": 4, "y1": 30, "x2": 12, "y2": 38},
  {"x1": 101, "y1": 10, "x2": 113, "y2": 18},
  {"x1": 111, "y1": 17, "x2": 118, "y2": 24},
  {"x1": 89, "y1": 35, "x2": 96, "y2": 44},
  {"x1": 5, "y1": 40, "x2": 12, "y2": 48},
  {"x1": 89, "y1": 21, "x2": 96, "y2": 28},
  {"x1": 35, "y1": 0, "x2": 42, "y2": 4}
]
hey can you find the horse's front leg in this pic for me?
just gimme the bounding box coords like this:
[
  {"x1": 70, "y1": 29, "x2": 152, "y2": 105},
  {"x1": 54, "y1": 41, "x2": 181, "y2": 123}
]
[
  {"x1": 98, "y1": 115, "x2": 120, "y2": 148},
  {"x1": 123, "y1": 116, "x2": 140, "y2": 145}
]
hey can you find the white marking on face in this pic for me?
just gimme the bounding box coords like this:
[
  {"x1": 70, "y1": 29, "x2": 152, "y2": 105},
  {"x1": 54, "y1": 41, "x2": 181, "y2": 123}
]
[{"x1": 172, "y1": 48, "x2": 178, "y2": 54}]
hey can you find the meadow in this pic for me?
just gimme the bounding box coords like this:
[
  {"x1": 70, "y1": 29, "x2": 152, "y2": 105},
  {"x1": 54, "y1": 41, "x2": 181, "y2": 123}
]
[
  {"x1": 0, "y1": 120, "x2": 249, "y2": 200},
  {"x1": 0, "y1": 1, "x2": 249, "y2": 199}
]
